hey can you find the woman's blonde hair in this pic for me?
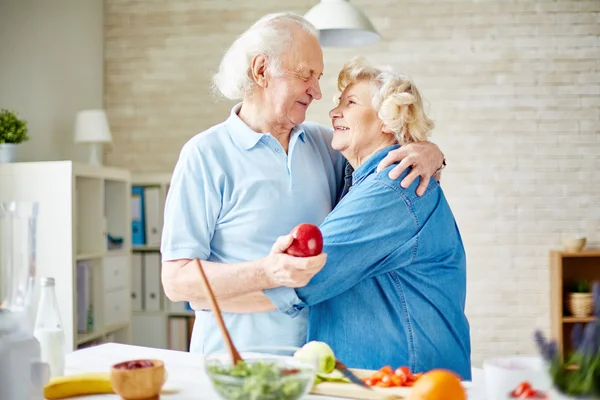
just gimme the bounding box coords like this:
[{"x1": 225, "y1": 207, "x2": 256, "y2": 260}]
[{"x1": 337, "y1": 57, "x2": 434, "y2": 144}]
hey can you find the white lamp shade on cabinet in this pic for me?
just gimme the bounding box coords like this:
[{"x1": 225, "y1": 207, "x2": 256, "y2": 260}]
[
  {"x1": 74, "y1": 110, "x2": 112, "y2": 143},
  {"x1": 304, "y1": 0, "x2": 381, "y2": 47}
]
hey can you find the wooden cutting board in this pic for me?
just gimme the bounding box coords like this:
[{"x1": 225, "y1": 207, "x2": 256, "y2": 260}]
[
  {"x1": 310, "y1": 368, "x2": 411, "y2": 400},
  {"x1": 310, "y1": 369, "x2": 474, "y2": 400}
]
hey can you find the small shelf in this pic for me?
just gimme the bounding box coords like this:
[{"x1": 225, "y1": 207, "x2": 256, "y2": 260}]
[
  {"x1": 76, "y1": 329, "x2": 105, "y2": 345},
  {"x1": 76, "y1": 252, "x2": 105, "y2": 261},
  {"x1": 132, "y1": 310, "x2": 195, "y2": 317},
  {"x1": 552, "y1": 250, "x2": 600, "y2": 258},
  {"x1": 168, "y1": 311, "x2": 195, "y2": 317},
  {"x1": 76, "y1": 322, "x2": 130, "y2": 345},
  {"x1": 105, "y1": 322, "x2": 130, "y2": 334},
  {"x1": 132, "y1": 246, "x2": 160, "y2": 252},
  {"x1": 106, "y1": 248, "x2": 130, "y2": 257},
  {"x1": 563, "y1": 316, "x2": 597, "y2": 323}
]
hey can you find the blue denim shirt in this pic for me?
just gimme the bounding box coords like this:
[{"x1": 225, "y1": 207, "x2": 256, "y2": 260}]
[{"x1": 265, "y1": 144, "x2": 472, "y2": 379}]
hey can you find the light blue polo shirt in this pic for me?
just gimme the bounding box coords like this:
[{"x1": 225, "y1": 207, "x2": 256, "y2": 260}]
[{"x1": 161, "y1": 103, "x2": 345, "y2": 354}]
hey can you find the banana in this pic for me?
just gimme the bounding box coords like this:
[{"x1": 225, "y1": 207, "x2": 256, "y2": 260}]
[{"x1": 44, "y1": 372, "x2": 114, "y2": 399}]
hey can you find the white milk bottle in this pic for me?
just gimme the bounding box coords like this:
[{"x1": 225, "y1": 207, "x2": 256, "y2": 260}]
[{"x1": 34, "y1": 277, "x2": 66, "y2": 377}]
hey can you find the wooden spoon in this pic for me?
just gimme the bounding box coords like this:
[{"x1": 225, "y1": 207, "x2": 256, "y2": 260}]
[{"x1": 196, "y1": 260, "x2": 243, "y2": 365}]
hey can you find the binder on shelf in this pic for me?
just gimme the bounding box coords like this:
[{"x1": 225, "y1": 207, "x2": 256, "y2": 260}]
[
  {"x1": 76, "y1": 261, "x2": 92, "y2": 333},
  {"x1": 187, "y1": 316, "x2": 195, "y2": 351},
  {"x1": 143, "y1": 253, "x2": 161, "y2": 312},
  {"x1": 143, "y1": 187, "x2": 161, "y2": 247},
  {"x1": 168, "y1": 317, "x2": 189, "y2": 352},
  {"x1": 131, "y1": 186, "x2": 145, "y2": 246},
  {"x1": 131, "y1": 253, "x2": 143, "y2": 311}
]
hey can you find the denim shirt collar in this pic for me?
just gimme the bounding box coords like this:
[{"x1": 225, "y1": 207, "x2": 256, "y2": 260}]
[
  {"x1": 352, "y1": 144, "x2": 401, "y2": 186},
  {"x1": 226, "y1": 103, "x2": 305, "y2": 150}
]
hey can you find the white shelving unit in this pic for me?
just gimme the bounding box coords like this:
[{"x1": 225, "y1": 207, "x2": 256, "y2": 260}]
[
  {"x1": 0, "y1": 161, "x2": 132, "y2": 352},
  {"x1": 130, "y1": 173, "x2": 195, "y2": 351}
]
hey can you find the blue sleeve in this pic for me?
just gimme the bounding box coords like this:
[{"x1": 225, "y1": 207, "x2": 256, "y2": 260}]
[
  {"x1": 264, "y1": 179, "x2": 419, "y2": 316},
  {"x1": 160, "y1": 140, "x2": 221, "y2": 262}
]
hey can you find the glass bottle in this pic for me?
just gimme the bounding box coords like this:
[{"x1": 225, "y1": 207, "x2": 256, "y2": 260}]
[{"x1": 33, "y1": 277, "x2": 66, "y2": 378}]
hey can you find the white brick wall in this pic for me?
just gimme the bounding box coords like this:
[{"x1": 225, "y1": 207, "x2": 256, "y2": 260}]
[{"x1": 104, "y1": 0, "x2": 600, "y2": 366}]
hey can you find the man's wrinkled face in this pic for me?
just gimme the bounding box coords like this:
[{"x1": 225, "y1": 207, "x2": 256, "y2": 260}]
[{"x1": 264, "y1": 30, "x2": 324, "y2": 128}]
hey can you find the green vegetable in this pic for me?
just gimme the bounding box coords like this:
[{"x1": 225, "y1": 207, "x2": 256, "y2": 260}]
[
  {"x1": 207, "y1": 360, "x2": 311, "y2": 400},
  {"x1": 294, "y1": 341, "x2": 350, "y2": 385},
  {"x1": 316, "y1": 369, "x2": 349, "y2": 383},
  {"x1": 293, "y1": 341, "x2": 336, "y2": 374}
]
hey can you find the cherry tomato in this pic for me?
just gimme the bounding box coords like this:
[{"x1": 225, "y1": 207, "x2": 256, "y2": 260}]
[
  {"x1": 512, "y1": 381, "x2": 532, "y2": 397},
  {"x1": 364, "y1": 379, "x2": 373, "y2": 386},
  {"x1": 377, "y1": 377, "x2": 392, "y2": 388},
  {"x1": 379, "y1": 365, "x2": 393, "y2": 375},
  {"x1": 521, "y1": 388, "x2": 539, "y2": 398},
  {"x1": 390, "y1": 374, "x2": 405, "y2": 387},
  {"x1": 394, "y1": 366, "x2": 411, "y2": 379}
]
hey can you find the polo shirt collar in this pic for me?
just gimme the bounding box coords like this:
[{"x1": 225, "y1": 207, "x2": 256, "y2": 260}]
[{"x1": 226, "y1": 103, "x2": 306, "y2": 150}]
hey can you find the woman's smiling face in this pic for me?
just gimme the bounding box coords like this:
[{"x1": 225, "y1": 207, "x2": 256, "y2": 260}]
[{"x1": 329, "y1": 80, "x2": 394, "y2": 166}]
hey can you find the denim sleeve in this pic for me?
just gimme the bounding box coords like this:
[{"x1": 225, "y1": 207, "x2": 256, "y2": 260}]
[
  {"x1": 160, "y1": 141, "x2": 220, "y2": 262},
  {"x1": 299, "y1": 180, "x2": 420, "y2": 307},
  {"x1": 265, "y1": 179, "x2": 421, "y2": 314}
]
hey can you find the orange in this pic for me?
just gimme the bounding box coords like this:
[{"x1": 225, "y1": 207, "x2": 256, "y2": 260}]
[{"x1": 408, "y1": 369, "x2": 466, "y2": 400}]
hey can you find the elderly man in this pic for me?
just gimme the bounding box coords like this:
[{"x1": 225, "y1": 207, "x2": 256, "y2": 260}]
[{"x1": 161, "y1": 12, "x2": 446, "y2": 355}]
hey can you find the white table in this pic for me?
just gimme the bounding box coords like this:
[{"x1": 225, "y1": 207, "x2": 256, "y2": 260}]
[{"x1": 65, "y1": 343, "x2": 486, "y2": 399}]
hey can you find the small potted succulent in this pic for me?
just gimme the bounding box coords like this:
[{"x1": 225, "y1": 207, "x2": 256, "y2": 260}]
[
  {"x1": 535, "y1": 282, "x2": 600, "y2": 399},
  {"x1": 0, "y1": 108, "x2": 29, "y2": 163},
  {"x1": 567, "y1": 280, "x2": 594, "y2": 318}
]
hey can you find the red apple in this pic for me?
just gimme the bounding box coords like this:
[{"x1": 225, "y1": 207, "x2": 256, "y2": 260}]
[{"x1": 286, "y1": 223, "x2": 323, "y2": 257}]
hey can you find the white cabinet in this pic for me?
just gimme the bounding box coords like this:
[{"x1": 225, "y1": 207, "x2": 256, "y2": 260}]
[
  {"x1": 0, "y1": 161, "x2": 132, "y2": 351},
  {"x1": 130, "y1": 173, "x2": 195, "y2": 351},
  {"x1": 132, "y1": 314, "x2": 168, "y2": 349}
]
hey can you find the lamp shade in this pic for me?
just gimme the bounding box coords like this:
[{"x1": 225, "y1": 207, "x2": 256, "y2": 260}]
[
  {"x1": 74, "y1": 109, "x2": 112, "y2": 143},
  {"x1": 304, "y1": 0, "x2": 381, "y2": 47}
]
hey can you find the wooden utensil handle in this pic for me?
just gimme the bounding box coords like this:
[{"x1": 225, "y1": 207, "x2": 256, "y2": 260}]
[{"x1": 196, "y1": 260, "x2": 243, "y2": 364}]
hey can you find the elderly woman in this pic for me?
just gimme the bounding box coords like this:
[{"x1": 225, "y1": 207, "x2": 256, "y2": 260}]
[{"x1": 263, "y1": 58, "x2": 471, "y2": 379}]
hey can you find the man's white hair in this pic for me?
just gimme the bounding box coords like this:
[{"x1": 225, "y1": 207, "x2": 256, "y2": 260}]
[{"x1": 212, "y1": 12, "x2": 319, "y2": 100}]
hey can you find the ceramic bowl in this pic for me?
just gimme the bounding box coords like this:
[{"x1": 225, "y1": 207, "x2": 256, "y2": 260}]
[
  {"x1": 562, "y1": 237, "x2": 587, "y2": 252},
  {"x1": 110, "y1": 359, "x2": 166, "y2": 400}
]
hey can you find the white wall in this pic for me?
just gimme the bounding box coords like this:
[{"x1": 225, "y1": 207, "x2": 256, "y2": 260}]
[
  {"x1": 0, "y1": 0, "x2": 104, "y2": 162},
  {"x1": 103, "y1": 0, "x2": 600, "y2": 365}
]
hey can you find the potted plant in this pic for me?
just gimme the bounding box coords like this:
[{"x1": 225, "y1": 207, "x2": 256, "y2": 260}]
[
  {"x1": 535, "y1": 282, "x2": 600, "y2": 399},
  {"x1": 0, "y1": 108, "x2": 29, "y2": 163},
  {"x1": 567, "y1": 280, "x2": 594, "y2": 318}
]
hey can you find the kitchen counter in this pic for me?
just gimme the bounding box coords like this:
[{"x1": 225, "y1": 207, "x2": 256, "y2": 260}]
[{"x1": 65, "y1": 343, "x2": 486, "y2": 399}]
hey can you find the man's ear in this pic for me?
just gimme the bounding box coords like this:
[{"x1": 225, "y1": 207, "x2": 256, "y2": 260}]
[{"x1": 250, "y1": 54, "x2": 268, "y2": 88}]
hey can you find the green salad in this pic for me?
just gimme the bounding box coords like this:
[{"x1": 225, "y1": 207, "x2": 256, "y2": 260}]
[{"x1": 207, "y1": 360, "x2": 311, "y2": 400}]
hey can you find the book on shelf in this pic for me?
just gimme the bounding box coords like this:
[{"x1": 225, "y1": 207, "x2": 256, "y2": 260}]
[{"x1": 131, "y1": 185, "x2": 161, "y2": 247}]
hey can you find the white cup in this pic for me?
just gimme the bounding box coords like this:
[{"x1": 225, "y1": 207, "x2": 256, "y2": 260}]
[{"x1": 483, "y1": 356, "x2": 551, "y2": 400}]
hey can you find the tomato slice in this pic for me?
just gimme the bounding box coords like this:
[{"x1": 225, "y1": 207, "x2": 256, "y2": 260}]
[
  {"x1": 379, "y1": 365, "x2": 393, "y2": 375},
  {"x1": 376, "y1": 380, "x2": 392, "y2": 388},
  {"x1": 521, "y1": 388, "x2": 538, "y2": 398},
  {"x1": 390, "y1": 374, "x2": 405, "y2": 387},
  {"x1": 394, "y1": 366, "x2": 411, "y2": 379},
  {"x1": 513, "y1": 382, "x2": 532, "y2": 397}
]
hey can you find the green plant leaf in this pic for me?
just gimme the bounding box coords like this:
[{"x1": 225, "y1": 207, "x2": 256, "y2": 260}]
[{"x1": 0, "y1": 108, "x2": 29, "y2": 144}]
